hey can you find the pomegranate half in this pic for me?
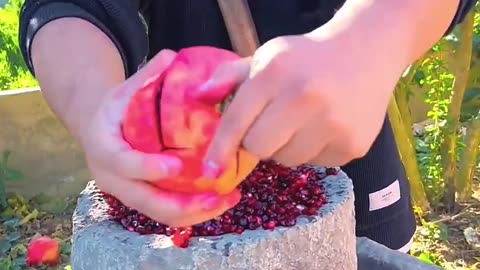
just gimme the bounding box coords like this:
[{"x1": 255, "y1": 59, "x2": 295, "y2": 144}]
[{"x1": 122, "y1": 46, "x2": 259, "y2": 195}]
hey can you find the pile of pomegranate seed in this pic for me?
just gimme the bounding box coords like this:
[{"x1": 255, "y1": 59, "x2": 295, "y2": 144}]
[{"x1": 102, "y1": 161, "x2": 336, "y2": 248}]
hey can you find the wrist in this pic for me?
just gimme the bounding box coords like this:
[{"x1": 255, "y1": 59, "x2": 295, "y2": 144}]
[
  {"x1": 306, "y1": 0, "x2": 458, "y2": 73},
  {"x1": 311, "y1": 0, "x2": 414, "y2": 71},
  {"x1": 61, "y1": 81, "x2": 122, "y2": 146},
  {"x1": 31, "y1": 18, "x2": 125, "y2": 144}
]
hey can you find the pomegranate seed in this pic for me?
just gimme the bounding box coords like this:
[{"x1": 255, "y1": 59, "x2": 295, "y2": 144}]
[
  {"x1": 262, "y1": 221, "x2": 276, "y2": 230},
  {"x1": 102, "y1": 161, "x2": 329, "y2": 248},
  {"x1": 326, "y1": 168, "x2": 338, "y2": 175},
  {"x1": 302, "y1": 208, "x2": 318, "y2": 215}
]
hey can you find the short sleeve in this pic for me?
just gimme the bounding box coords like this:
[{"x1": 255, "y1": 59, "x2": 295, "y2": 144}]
[
  {"x1": 19, "y1": 0, "x2": 150, "y2": 77},
  {"x1": 444, "y1": 0, "x2": 477, "y2": 35}
]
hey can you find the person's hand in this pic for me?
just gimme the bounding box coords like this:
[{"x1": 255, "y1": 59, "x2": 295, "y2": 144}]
[
  {"x1": 192, "y1": 29, "x2": 406, "y2": 174},
  {"x1": 79, "y1": 49, "x2": 241, "y2": 227}
]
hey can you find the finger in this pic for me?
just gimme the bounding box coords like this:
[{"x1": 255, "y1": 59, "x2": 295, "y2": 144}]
[
  {"x1": 170, "y1": 193, "x2": 240, "y2": 227},
  {"x1": 108, "y1": 148, "x2": 183, "y2": 181},
  {"x1": 84, "y1": 123, "x2": 183, "y2": 181},
  {"x1": 307, "y1": 144, "x2": 352, "y2": 167},
  {"x1": 242, "y1": 89, "x2": 314, "y2": 160},
  {"x1": 149, "y1": 188, "x2": 241, "y2": 227},
  {"x1": 123, "y1": 49, "x2": 177, "y2": 94},
  {"x1": 190, "y1": 57, "x2": 252, "y2": 105},
  {"x1": 90, "y1": 49, "x2": 182, "y2": 181},
  {"x1": 271, "y1": 126, "x2": 327, "y2": 167},
  {"x1": 110, "y1": 49, "x2": 177, "y2": 108},
  {"x1": 97, "y1": 170, "x2": 241, "y2": 227},
  {"x1": 202, "y1": 73, "x2": 273, "y2": 178}
]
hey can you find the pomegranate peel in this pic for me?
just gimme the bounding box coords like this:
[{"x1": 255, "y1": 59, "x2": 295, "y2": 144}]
[
  {"x1": 188, "y1": 78, "x2": 239, "y2": 107},
  {"x1": 123, "y1": 46, "x2": 259, "y2": 195},
  {"x1": 26, "y1": 236, "x2": 60, "y2": 267}
]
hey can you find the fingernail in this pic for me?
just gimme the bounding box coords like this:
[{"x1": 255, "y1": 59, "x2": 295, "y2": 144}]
[
  {"x1": 201, "y1": 195, "x2": 221, "y2": 211},
  {"x1": 198, "y1": 79, "x2": 215, "y2": 92},
  {"x1": 202, "y1": 160, "x2": 222, "y2": 180},
  {"x1": 162, "y1": 157, "x2": 183, "y2": 175}
]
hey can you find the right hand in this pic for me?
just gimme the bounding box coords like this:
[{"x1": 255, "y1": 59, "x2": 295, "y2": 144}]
[{"x1": 79, "y1": 49, "x2": 241, "y2": 227}]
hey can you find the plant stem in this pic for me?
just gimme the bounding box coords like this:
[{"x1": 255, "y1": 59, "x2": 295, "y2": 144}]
[
  {"x1": 388, "y1": 96, "x2": 431, "y2": 212},
  {"x1": 456, "y1": 116, "x2": 480, "y2": 201},
  {"x1": 440, "y1": 10, "x2": 474, "y2": 212},
  {"x1": 0, "y1": 180, "x2": 5, "y2": 210},
  {"x1": 395, "y1": 60, "x2": 420, "y2": 143}
]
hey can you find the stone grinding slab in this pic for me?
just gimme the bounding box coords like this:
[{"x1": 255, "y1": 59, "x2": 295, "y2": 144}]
[
  {"x1": 356, "y1": 237, "x2": 442, "y2": 270},
  {"x1": 71, "y1": 168, "x2": 356, "y2": 270}
]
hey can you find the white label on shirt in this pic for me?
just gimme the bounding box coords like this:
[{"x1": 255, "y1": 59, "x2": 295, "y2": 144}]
[
  {"x1": 369, "y1": 179, "x2": 401, "y2": 211},
  {"x1": 397, "y1": 235, "x2": 414, "y2": 253}
]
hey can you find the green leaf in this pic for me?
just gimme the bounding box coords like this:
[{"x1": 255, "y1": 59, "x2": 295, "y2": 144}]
[
  {"x1": 19, "y1": 209, "x2": 39, "y2": 225},
  {"x1": 4, "y1": 169, "x2": 23, "y2": 182},
  {"x1": 435, "y1": 223, "x2": 449, "y2": 241},
  {"x1": 2, "y1": 218, "x2": 20, "y2": 229},
  {"x1": 1, "y1": 207, "x2": 14, "y2": 219},
  {"x1": 11, "y1": 243, "x2": 27, "y2": 255},
  {"x1": 417, "y1": 252, "x2": 435, "y2": 265},
  {"x1": 0, "y1": 185, "x2": 6, "y2": 210},
  {"x1": 1, "y1": 150, "x2": 11, "y2": 168},
  {"x1": 6, "y1": 232, "x2": 21, "y2": 243},
  {"x1": 61, "y1": 242, "x2": 72, "y2": 255},
  {"x1": 0, "y1": 239, "x2": 12, "y2": 256},
  {"x1": 13, "y1": 255, "x2": 26, "y2": 267},
  {"x1": 0, "y1": 150, "x2": 23, "y2": 183},
  {"x1": 0, "y1": 257, "x2": 12, "y2": 270}
]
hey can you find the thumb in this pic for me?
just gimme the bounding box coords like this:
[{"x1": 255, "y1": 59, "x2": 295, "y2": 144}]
[
  {"x1": 93, "y1": 49, "x2": 180, "y2": 180},
  {"x1": 111, "y1": 49, "x2": 177, "y2": 106},
  {"x1": 190, "y1": 57, "x2": 252, "y2": 106},
  {"x1": 127, "y1": 49, "x2": 177, "y2": 89}
]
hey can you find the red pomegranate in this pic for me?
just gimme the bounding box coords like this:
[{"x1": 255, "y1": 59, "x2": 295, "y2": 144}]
[{"x1": 122, "y1": 46, "x2": 259, "y2": 195}]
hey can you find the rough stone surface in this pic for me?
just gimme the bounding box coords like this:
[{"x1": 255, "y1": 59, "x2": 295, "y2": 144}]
[
  {"x1": 357, "y1": 237, "x2": 442, "y2": 270},
  {"x1": 72, "y1": 169, "x2": 356, "y2": 270}
]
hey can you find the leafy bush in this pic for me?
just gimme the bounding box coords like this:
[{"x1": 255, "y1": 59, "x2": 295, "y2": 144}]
[
  {"x1": 393, "y1": 6, "x2": 480, "y2": 212},
  {"x1": 0, "y1": 0, "x2": 38, "y2": 90}
]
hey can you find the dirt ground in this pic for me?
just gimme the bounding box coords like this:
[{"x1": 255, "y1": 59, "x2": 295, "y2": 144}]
[
  {"x1": 413, "y1": 176, "x2": 480, "y2": 270},
  {"x1": 0, "y1": 195, "x2": 74, "y2": 270}
]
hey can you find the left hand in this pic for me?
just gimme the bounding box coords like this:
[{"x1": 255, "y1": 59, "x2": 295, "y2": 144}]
[{"x1": 192, "y1": 30, "x2": 406, "y2": 176}]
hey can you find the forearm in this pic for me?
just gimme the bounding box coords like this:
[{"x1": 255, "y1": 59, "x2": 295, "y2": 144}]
[
  {"x1": 308, "y1": 0, "x2": 461, "y2": 72},
  {"x1": 31, "y1": 18, "x2": 125, "y2": 141}
]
